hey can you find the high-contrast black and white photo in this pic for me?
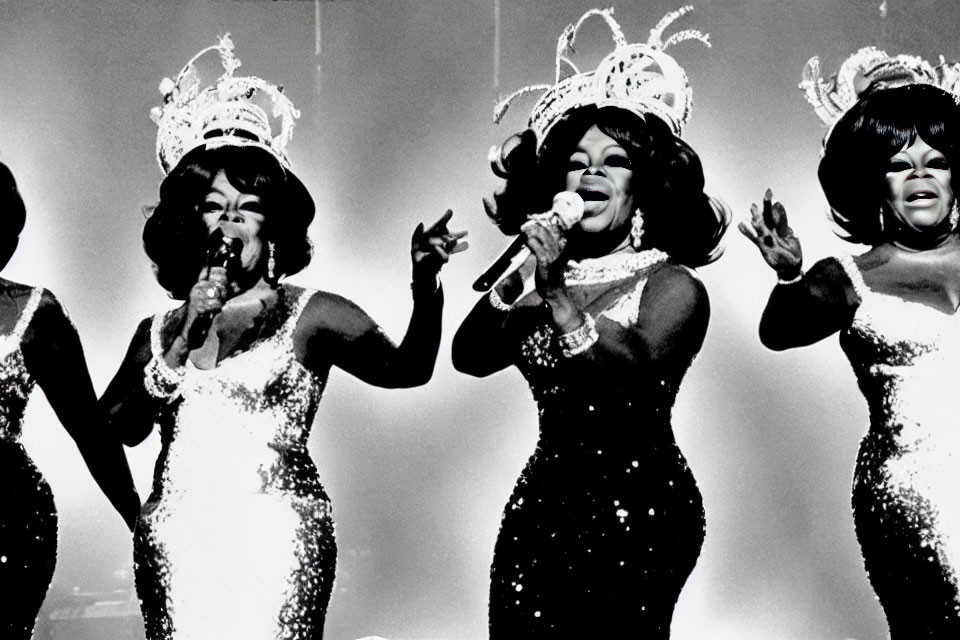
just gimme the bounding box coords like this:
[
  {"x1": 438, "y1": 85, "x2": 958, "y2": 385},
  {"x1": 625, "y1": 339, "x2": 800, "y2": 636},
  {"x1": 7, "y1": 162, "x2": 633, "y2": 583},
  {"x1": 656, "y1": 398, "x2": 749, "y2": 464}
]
[{"x1": 1, "y1": 1, "x2": 959, "y2": 639}]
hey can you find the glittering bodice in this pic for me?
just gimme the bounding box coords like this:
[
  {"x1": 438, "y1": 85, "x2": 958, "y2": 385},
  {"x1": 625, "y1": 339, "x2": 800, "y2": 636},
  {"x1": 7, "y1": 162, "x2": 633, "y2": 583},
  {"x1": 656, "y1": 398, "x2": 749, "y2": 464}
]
[
  {"x1": 147, "y1": 286, "x2": 327, "y2": 501},
  {"x1": 838, "y1": 254, "x2": 960, "y2": 454},
  {"x1": 515, "y1": 249, "x2": 675, "y2": 411},
  {"x1": 137, "y1": 286, "x2": 336, "y2": 640},
  {"x1": 0, "y1": 289, "x2": 43, "y2": 443},
  {"x1": 491, "y1": 251, "x2": 705, "y2": 636},
  {"x1": 836, "y1": 255, "x2": 960, "y2": 616}
]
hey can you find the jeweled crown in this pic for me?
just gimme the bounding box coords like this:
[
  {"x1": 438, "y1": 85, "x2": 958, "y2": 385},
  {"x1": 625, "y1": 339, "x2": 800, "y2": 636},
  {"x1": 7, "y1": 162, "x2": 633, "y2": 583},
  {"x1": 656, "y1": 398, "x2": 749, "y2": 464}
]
[
  {"x1": 494, "y1": 7, "x2": 709, "y2": 148},
  {"x1": 801, "y1": 46, "x2": 960, "y2": 139},
  {"x1": 150, "y1": 34, "x2": 300, "y2": 174}
]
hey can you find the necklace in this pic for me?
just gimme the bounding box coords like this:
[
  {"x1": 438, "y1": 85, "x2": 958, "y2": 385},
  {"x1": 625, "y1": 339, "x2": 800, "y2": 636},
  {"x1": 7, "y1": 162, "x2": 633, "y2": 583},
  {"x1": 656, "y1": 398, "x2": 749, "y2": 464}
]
[{"x1": 563, "y1": 248, "x2": 670, "y2": 286}]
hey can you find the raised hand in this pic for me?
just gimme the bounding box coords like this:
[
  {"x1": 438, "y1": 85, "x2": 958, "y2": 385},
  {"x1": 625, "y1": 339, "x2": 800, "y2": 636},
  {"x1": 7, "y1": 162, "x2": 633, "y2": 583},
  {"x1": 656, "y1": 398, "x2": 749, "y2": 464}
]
[
  {"x1": 738, "y1": 188, "x2": 803, "y2": 278},
  {"x1": 411, "y1": 209, "x2": 468, "y2": 286}
]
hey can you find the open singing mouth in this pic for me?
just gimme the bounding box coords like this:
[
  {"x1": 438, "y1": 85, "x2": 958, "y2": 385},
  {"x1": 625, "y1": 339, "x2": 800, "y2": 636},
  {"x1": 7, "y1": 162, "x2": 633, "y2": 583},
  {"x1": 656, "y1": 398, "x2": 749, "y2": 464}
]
[
  {"x1": 577, "y1": 188, "x2": 608, "y2": 202},
  {"x1": 906, "y1": 190, "x2": 938, "y2": 203}
]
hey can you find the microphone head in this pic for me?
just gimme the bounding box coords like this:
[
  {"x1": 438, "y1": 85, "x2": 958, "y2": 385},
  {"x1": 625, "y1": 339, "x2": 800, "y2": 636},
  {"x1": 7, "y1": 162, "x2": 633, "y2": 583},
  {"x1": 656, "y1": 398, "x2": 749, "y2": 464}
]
[
  {"x1": 207, "y1": 229, "x2": 243, "y2": 268},
  {"x1": 552, "y1": 191, "x2": 585, "y2": 230},
  {"x1": 225, "y1": 236, "x2": 243, "y2": 253}
]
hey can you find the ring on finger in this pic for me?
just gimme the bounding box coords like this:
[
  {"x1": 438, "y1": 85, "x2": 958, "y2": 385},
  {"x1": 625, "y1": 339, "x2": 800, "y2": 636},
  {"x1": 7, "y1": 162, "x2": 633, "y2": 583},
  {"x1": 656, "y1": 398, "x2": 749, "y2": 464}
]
[{"x1": 206, "y1": 286, "x2": 219, "y2": 299}]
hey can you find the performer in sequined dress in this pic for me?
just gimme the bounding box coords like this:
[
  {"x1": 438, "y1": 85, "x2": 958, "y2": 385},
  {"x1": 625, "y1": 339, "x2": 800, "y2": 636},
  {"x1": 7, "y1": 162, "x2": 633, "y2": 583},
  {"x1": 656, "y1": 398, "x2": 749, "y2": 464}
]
[
  {"x1": 453, "y1": 9, "x2": 728, "y2": 637},
  {"x1": 98, "y1": 37, "x2": 465, "y2": 640},
  {"x1": 741, "y1": 49, "x2": 960, "y2": 637},
  {"x1": 0, "y1": 162, "x2": 140, "y2": 639}
]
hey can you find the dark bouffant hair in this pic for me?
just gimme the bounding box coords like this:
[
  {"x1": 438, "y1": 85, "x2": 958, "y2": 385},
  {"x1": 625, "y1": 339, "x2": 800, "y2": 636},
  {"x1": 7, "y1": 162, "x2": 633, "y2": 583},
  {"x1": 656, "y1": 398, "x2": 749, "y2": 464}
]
[
  {"x1": 819, "y1": 83, "x2": 960, "y2": 245},
  {"x1": 0, "y1": 162, "x2": 27, "y2": 271},
  {"x1": 143, "y1": 145, "x2": 315, "y2": 299},
  {"x1": 487, "y1": 106, "x2": 728, "y2": 267}
]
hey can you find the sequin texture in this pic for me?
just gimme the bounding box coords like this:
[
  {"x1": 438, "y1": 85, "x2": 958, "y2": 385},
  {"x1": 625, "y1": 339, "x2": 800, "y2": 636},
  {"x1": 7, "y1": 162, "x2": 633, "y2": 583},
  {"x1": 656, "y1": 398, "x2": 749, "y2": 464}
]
[
  {"x1": 490, "y1": 256, "x2": 705, "y2": 638},
  {"x1": 135, "y1": 286, "x2": 336, "y2": 640},
  {"x1": 837, "y1": 255, "x2": 960, "y2": 637},
  {"x1": 0, "y1": 288, "x2": 57, "y2": 640}
]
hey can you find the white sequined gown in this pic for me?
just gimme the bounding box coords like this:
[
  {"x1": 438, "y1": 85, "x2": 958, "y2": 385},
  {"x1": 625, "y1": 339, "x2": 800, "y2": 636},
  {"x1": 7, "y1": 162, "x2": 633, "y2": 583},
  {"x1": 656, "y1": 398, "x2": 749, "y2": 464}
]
[
  {"x1": 0, "y1": 288, "x2": 56, "y2": 640},
  {"x1": 135, "y1": 286, "x2": 336, "y2": 640},
  {"x1": 837, "y1": 255, "x2": 960, "y2": 637}
]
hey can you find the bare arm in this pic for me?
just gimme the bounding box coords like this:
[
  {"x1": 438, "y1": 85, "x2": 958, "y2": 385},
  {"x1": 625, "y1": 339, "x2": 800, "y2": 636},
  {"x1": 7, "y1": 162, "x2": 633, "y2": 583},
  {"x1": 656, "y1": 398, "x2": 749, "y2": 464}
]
[
  {"x1": 23, "y1": 292, "x2": 141, "y2": 531},
  {"x1": 739, "y1": 188, "x2": 858, "y2": 350},
  {"x1": 298, "y1": 286, "x2": 444, "y2": 388},
  {"x1": 299, "y1": 210, "x2": 464, "y2": 389},
  {"x1": 452, "y1": 258, "x2": 530, "y2": 377},
  {"x1": 98, "y1": 316, "x2": 165, "y2": 448},
  {"x1": 758, "y1": 258, "x2": 858, "y2": 350}
]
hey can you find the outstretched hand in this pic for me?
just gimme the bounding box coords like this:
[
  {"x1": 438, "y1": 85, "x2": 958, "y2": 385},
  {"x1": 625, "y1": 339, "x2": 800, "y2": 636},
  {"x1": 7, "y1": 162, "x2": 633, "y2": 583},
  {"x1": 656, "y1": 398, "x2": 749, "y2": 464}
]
[
  {"x1": 738, "y1": 188, "x2": 803, "y2": 278},
  {"x1": 411, "y1": 209, "x2": 468, "y2": 285}
]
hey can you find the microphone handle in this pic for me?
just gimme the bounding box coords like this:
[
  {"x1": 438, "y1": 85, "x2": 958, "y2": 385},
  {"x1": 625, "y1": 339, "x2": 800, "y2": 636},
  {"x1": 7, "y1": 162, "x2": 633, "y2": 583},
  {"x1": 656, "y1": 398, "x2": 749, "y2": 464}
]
[
  {"x1": 471, "y1": 235, "x2": 529, "y2": 292},
  {"x1": 187, "y1": 311, "x2": 215, "y2": 348},
  {"x1": 186, "y1": 242, "x2": 235, "y2": 347}
]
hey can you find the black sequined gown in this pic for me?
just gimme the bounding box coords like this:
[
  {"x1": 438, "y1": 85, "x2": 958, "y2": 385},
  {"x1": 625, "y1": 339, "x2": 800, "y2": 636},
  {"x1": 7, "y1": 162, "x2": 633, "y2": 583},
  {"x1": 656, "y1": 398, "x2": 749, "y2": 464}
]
[
  {"x1": 0, "y1": 288, "x2": 57, "y2": 640},
  {"x1": 135, "y1": 286, "x2": 336, "y2": 640},
  {"x1": 488, "y1": 253, "x2": 705, "y2": 638},
  {"x1": 836, "y1": 256, "x2": 960, "y2": 637}
]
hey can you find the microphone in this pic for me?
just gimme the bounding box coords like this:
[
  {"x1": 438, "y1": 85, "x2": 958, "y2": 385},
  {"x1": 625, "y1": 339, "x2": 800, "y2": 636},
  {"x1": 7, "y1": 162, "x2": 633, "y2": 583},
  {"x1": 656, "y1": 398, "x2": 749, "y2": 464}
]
[
  {"x1": 187, "y1": 231, "x2": 243, "y2": 346},
  {"x1": 472, "y1": 191, "x2": 584, "y2": 292},
  {"x1": 207, "y1": 231, "x2": 242, "y2": 272}
]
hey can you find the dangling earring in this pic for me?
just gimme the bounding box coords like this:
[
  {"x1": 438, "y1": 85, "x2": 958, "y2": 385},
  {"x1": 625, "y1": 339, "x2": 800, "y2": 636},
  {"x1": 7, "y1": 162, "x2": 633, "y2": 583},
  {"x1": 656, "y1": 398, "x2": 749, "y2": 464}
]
[
  {"x1": 950, "y1": 200, "x2": 959, "y2": 231},
  {"x1": 629, "y1": 208, "x2": 645, "y2": 250},
  {"x1": 267, "y1": 241, "x2": 277, "y2": 282},
  {"x1": 878, "y1": 205, "x2": 886, "y2": 235}
]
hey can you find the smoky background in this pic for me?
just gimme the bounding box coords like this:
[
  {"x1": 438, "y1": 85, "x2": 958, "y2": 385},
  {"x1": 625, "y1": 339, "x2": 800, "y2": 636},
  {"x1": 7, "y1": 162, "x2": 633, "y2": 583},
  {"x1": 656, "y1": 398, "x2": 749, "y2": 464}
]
[{"x1": 1, "y1": 1, "x2": 957, "y2": 638}]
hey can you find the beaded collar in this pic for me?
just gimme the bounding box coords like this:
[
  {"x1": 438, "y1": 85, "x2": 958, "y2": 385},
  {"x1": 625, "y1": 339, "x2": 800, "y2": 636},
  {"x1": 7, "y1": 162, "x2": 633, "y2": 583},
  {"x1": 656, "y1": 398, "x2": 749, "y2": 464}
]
[{"x1": 563, "y1": 248, "x2": 670, "y2": 286}]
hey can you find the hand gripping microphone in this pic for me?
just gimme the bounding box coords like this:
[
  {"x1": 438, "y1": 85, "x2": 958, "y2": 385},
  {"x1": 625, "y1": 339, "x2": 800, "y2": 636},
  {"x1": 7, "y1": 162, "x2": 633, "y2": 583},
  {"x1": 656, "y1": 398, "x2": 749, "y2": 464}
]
[
  {"x1": 187, "y1": 230, "x2": 243, "y2": 346},
  {"x1": 472, "y1": 191, "x2": 585, "y2": 292}
]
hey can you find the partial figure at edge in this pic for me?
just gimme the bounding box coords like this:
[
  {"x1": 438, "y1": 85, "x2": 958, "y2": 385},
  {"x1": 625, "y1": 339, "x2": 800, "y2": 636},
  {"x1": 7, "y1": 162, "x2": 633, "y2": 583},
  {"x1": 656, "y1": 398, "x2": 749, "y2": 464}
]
[
  {"x1": 0, "y1": 161, "x2": 140, "y2": 640},
  {"x1": 740, "y1": 47, "x2": 960, "y2": 638}
]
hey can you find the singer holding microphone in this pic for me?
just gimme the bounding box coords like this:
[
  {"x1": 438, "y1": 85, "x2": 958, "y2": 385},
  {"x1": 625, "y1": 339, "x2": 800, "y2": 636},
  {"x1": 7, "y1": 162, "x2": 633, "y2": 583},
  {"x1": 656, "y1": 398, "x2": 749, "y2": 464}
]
[
  {"x1": 452, "y1": 9, "x2": 728, "y2": 637},
  {"x1": 98, "y1": 38, "x2": 465, "y2": 639}
]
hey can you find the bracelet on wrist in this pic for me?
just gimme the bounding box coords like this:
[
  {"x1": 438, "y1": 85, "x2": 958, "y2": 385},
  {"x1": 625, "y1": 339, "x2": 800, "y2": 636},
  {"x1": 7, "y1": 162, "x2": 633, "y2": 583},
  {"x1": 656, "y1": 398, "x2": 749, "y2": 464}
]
[
  {"x1": 487, "y1": 287, "x2": 513, "y2": 312},
  {"x1": 143, "y1": 355, "x2": 184, "y2": 401},
  {"x1": 777, "y1": 269, "x2": 804, "y2": 285},
  {"x1": 558, "y1": 312, "x2": 599, "y2": 357}
]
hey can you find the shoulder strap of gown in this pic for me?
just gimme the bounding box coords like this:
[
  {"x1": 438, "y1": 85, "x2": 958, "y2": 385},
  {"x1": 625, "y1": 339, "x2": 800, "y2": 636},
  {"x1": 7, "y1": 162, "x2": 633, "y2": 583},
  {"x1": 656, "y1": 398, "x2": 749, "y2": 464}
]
[
  {"x1": 280, "y1": 287, "x2": 315, "y2": 342},
  {"x1": 11, "y1": 287, "x2": 45, "y2": 343},
  {"x1": 149, "y1": 311, "x2": 168, "y2": 358},
  {"x1": 834, "y1": 254, "x2": 868, "y2": 302}
]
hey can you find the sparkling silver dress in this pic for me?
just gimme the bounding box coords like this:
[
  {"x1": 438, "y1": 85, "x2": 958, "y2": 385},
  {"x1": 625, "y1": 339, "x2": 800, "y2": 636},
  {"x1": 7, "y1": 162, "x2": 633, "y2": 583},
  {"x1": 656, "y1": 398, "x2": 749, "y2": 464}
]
[
  {"x1": 837, "y1": 255, "x2": 960, "y2": 637},
  {"x1": 0, "y1": 288, "x2": 57, "y2": 640},
  {"x1": 488, "y1": 252, "x2": 705, "y2": 638},
  {"x1": 135, "y1": 286, "x2": 336, "y2": 640}
]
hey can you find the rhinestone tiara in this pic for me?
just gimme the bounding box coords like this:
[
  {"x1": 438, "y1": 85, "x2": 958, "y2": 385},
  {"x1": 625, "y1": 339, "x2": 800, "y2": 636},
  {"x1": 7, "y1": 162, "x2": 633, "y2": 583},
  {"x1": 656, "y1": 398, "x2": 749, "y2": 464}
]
[
  {"x1": 493, "y1": 6, "x2": 709, "y2": 149},
  {"x1": 150, "y1": 34, "x2": 300, "y2": 174},
  {"x1": 801, "y1": 46, "x2": 960, "y2": 140}
]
